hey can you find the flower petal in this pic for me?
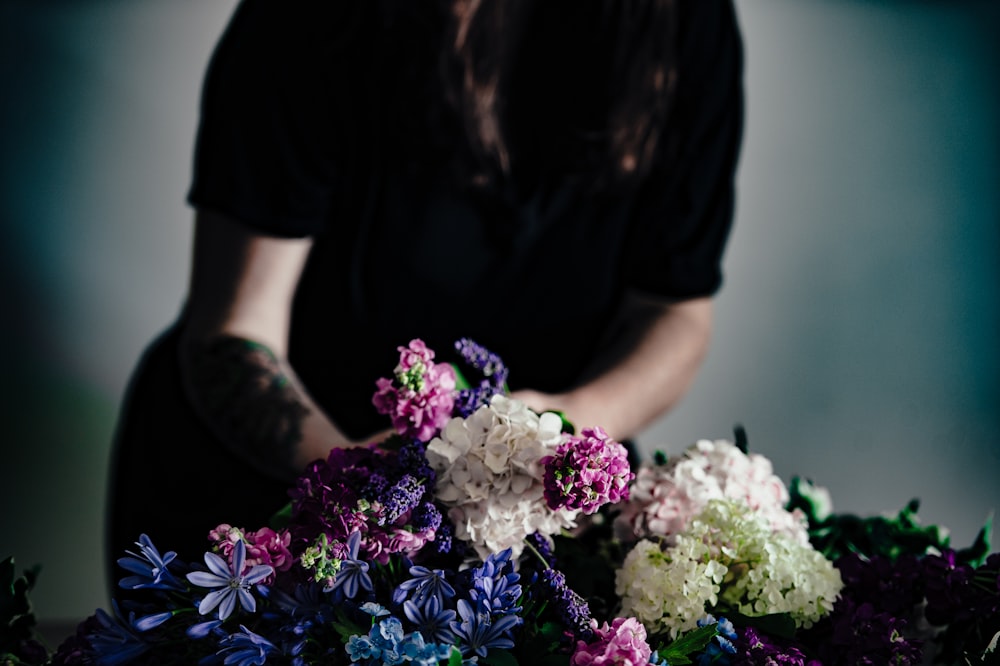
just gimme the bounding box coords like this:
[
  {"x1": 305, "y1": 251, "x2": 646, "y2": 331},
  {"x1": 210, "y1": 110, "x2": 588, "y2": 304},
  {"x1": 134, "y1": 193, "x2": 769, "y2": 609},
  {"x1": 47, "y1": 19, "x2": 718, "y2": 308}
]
[{"x1": 198, "y1": 588, "x2": 227, "y2": 616}]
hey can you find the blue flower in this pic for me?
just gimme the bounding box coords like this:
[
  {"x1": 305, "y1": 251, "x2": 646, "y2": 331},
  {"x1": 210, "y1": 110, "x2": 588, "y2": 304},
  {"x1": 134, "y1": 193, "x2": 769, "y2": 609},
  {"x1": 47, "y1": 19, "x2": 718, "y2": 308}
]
[
  {"x1": 467, "y1": 549, "x2": 521, "y2": 617},
  {"x1": 394, "y1": 565, "x2": 456, "y2": 607},
  {"x1": 450, "y1": 598, "x2": 520, "y2": 658},
  {"x1": 217, "y1": 625, "x2": 280, "y2": 666},
  {"x1": 330, "y1": 531, "x2": 373, "y2": 601},
  {"x1": 400, "y1": 630, "x2": 454, "y2": 666},
  {"x1": 117, "y1": 534, "x2": 186, "y2": 592},
  {"x1": 87, "y1": 601, "x2": 151, "y2": 665},
  {"x1": 404, "y1": 596, "x2": 457, "y2": 644},
  {"x1": 695, "y1": 615, "x2": 737, "y2": 666},
  {"x1": 186, "y1": 539, "x2": 273, "y2": 621}
]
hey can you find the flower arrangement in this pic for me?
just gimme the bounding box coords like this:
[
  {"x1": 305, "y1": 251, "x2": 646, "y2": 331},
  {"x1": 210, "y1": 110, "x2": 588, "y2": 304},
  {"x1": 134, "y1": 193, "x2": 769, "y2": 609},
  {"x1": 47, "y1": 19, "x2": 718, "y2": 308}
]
[{"x1": 3, "y1": 339, "x2": 999, "y2": 666}]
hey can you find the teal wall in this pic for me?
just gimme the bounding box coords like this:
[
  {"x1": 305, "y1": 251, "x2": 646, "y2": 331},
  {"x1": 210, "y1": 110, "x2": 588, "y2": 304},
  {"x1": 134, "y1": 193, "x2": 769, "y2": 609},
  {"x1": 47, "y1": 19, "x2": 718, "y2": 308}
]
[{"x1": 1, "y1": 0, "x2": 997, "y2": 624}]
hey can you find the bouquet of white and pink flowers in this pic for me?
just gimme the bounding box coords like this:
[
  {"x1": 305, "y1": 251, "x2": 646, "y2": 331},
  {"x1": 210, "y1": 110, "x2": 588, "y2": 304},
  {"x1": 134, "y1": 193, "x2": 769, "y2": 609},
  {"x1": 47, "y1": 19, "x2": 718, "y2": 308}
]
[{"x1": 3, "y1": 339, "x2": 999, "y2": 666}]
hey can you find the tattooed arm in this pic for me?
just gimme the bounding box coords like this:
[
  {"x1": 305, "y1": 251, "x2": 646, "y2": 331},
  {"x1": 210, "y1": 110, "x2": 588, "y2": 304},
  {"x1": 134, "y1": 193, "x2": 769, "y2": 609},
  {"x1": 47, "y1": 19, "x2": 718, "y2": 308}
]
[{"x1": 177, "y1": 210, "x2": 359, "y2": 483}]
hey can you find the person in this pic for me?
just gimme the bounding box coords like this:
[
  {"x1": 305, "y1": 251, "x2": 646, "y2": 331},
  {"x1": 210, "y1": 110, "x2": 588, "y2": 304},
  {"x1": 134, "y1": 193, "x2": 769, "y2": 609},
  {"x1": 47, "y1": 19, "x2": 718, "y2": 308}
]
[{"x1": 105, "y1": 0, "x2": 743, "y2": 594}]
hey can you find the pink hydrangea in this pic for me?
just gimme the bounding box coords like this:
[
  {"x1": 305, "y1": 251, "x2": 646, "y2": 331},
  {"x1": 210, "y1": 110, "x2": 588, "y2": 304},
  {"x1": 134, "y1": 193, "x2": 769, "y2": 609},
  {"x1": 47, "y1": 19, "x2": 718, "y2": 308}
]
[
  {"x1": 541, "y1": 427, "x2": 634, "y2": 515},
  {"x1": 571, "y1": 617, "x2": 652, "y2": 666},
  {"x1": 613, "y1": 439, "x2": 809, "y2": 544},
  {"x1": 372, "y1": 339, "x2": 456, "y2": 442},
  {"x1": 208, "y1": 523, "x2": 293, "y2": 584}
]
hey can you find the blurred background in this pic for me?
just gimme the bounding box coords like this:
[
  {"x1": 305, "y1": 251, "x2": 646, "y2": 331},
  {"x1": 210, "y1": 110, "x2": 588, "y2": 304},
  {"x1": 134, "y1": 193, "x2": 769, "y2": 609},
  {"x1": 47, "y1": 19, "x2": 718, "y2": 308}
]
[{"x1": 1, "y1": 0, "x2": 997, "y2": 630}]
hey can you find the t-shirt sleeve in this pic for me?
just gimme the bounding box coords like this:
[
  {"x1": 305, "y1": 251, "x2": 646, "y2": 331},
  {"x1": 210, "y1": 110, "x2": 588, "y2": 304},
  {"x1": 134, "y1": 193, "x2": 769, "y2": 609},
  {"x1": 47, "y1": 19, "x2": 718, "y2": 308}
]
[
  {"x1": 624, "y1": 0, "x2": 744, "y2": 300},
  {"x1": 187, "y1": 1, "x2": 351, "y2": 238}
]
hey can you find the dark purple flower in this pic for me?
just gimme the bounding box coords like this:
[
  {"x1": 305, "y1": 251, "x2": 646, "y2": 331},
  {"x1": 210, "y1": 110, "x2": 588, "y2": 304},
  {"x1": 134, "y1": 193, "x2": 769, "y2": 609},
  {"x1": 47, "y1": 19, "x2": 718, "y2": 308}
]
[{"x1": 732, "y1": 626, "x2": 817, "y2": 666}]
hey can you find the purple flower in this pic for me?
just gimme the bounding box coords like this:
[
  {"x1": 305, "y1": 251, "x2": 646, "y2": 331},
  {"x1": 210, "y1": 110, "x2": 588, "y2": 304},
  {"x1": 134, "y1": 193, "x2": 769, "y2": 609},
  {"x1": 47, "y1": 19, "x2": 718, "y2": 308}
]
[
  {"x1": 535, "y1": 568, "x2": 593, "y2": 641},
  {"x1": 453, "y1": 338, "x2": 508, "y2": 416},
  {"x1": 541, "y1": 427, "x2": 634, "y2": 514},
  {"x1": 732, "y1": 626, "x2": 818, "y2": 666},
  {"x1": 186, "y1": 539, "x2": 273, "y2": 621},
  {"x1": 377, "y1": 474, "x2": 425, "y2": 526}
]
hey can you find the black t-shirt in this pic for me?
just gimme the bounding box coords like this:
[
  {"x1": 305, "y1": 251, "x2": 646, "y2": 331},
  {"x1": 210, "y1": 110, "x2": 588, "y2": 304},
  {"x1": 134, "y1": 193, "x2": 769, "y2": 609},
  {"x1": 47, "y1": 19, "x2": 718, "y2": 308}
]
[{"x1": 187, "y1": 0, "x2": 744, "y2": 439}]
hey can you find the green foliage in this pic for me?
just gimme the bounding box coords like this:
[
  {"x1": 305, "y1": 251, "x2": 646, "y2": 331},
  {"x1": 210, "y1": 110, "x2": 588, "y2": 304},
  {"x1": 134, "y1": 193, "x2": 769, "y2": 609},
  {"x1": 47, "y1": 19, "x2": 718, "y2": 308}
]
[
  {"x1": 655, "y1": 624, "x2": 717, "y2": 665},
  {"x1": 788, "y1": 478, "x2": 963, "y2": 562},
  {"x1": 0, "y1": 557, "x2": 40, "y2": 661}
]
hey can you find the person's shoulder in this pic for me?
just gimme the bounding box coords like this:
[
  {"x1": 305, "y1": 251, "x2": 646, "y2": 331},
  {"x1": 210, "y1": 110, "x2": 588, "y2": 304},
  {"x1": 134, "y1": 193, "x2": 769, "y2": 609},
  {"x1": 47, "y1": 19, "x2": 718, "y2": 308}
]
[{"x1": 676, "y1": 0, "x2": 743, "y2": 70}]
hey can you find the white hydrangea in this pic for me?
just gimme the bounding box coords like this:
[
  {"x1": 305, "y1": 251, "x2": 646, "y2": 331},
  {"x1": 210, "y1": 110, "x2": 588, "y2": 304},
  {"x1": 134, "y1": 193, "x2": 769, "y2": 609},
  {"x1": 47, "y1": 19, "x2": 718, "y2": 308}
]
[
  {"x1": 614, "y1": 439, "x2": 810, "y2": 546},
  {"x1": 616, "y1": 498, "x2": 842, "y2": 639},
  {"x1": 616, "y1": 538, "x2": 728, "y2": 639},
  {"x1": 425, "y1": 394, "x2": 578, "y2": 560}
]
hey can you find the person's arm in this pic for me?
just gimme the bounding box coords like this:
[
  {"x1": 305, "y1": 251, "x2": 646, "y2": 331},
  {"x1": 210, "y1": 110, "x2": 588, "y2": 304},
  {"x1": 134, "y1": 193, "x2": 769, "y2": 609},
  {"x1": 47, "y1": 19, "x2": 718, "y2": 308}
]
[
  {"x1": 512, "y1": 292, "x2": 713, "y2": 441},
  {"x1": 177, "y1": 209, "x2": 362, "y2": 483}
]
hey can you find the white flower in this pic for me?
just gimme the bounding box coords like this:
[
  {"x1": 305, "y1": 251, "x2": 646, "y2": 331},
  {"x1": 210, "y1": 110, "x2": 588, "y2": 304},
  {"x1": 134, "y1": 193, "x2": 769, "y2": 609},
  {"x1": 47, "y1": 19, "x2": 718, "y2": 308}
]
[
  {"x1": 617, "y1": 498, "x2": 843, "y2": 639},
  {"x1": 427, "y1": 395, "x2": 577, "y2": 560}
]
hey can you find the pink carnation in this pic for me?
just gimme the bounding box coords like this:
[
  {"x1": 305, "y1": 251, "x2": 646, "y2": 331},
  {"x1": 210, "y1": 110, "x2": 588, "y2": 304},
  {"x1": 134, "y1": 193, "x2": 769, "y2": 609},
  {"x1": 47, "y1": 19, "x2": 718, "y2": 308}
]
[
  {"x1": 571, "y1": 617, "x2": 652, "y2": 666},
  {"x1": 541, "y1": 427, "x2": 634, "y2": 515},
  {"x1": 372, "y1": 339, "x2": 456, "y2": 442}
]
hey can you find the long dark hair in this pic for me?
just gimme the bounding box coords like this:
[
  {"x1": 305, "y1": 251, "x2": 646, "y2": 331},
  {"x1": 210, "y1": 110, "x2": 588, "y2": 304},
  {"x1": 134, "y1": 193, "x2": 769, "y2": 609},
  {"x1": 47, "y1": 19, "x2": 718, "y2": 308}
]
[{"x1": 444, "y1": 0, "x2": 679, "y2": 191}]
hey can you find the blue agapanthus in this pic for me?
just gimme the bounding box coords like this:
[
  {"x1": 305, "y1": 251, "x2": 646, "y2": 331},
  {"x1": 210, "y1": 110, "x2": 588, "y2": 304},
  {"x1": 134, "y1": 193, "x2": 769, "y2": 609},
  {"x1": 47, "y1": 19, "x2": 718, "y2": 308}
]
[
  {"x1": 393, "y1": 565, "x2": 456, "y2": 607},
  {"x1": 330, "y1": 531, "x2": 374, "y2": 602},
  {"x1": 450, "y1": 598, "x2": 521, "y2": 658},
  {"x1": 466, "y1": 549, "x2": 521, "y2": 617},
  {"x1": 117, "y1": 533, "x2": 186, "y2": 592},
  {"x1": 87, "y1": 601, "x2": 151, "y2": 665},
  {"x1": 186, "y1": 539, "x2": 273, "y2": 621},
  {"x1": 403, "y1": 596, "x2": 457, "y2": 644},
  {"x1": 217, "y1": 625, "x2": 281, "y2": 666}
]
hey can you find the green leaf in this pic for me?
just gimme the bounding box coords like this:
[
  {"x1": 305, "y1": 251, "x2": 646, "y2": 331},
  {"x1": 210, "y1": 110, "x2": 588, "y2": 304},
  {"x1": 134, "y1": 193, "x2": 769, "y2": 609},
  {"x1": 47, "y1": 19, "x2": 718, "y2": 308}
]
[
  {"x1": 450, "y1": 364, "x2": 471, "y2": 391},
  {"x1": 733, "y1": 424, "x2": 748, "y2": 453},
  {"x1": 0, "y1": 557, "x2": 40, "y2": 654},
  {"x1": 658, "y1": 624, "x2": 717, "y2": 664},
  {"x1": 448, "y1": 647, "x2": 464, "y2": 666},
  {"x1": 957, "y1": 512, "x2": 993, "y2": 567},
  {"x1": 268, "y1": 502, "x2": 293, "y2": 530}
]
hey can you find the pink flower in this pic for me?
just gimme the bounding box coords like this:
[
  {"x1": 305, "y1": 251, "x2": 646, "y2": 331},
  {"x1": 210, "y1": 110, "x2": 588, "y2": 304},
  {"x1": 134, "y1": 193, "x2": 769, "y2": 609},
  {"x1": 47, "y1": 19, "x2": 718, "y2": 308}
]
[
  {"x1": 541, "y1": 427, "x2": 634, "y2": 515},
  {"x1": 372, "y1": 340, "x2": 457, "y2": 442},
  {"x1": 571, "y1": 617, "x2": 652, "y2": 666},
  {"x1": 207, "y1": 523, "x2": 293, "y2": 585}
]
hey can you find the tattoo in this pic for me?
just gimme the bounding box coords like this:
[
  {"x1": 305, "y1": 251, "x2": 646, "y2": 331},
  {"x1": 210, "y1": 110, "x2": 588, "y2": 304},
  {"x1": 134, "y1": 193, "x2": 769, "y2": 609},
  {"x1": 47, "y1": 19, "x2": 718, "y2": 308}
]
[{"x1": 184, "y1": 335, "x2": 309, "y2": 479}]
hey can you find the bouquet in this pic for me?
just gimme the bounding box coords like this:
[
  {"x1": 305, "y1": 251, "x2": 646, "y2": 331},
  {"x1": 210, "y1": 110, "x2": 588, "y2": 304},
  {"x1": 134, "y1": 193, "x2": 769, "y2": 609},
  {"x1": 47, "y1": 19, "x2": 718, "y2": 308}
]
[{"x1": 3, "y1": 339, "x2": 999, "y2": 666}]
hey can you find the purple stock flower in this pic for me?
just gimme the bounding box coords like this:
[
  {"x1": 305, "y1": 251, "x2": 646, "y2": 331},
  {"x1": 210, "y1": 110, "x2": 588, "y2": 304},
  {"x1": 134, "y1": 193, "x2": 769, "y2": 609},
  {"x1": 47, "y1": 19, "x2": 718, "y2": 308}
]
[{"x1": 186, "y1": 539, "x2": 273, "y2": 621}]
